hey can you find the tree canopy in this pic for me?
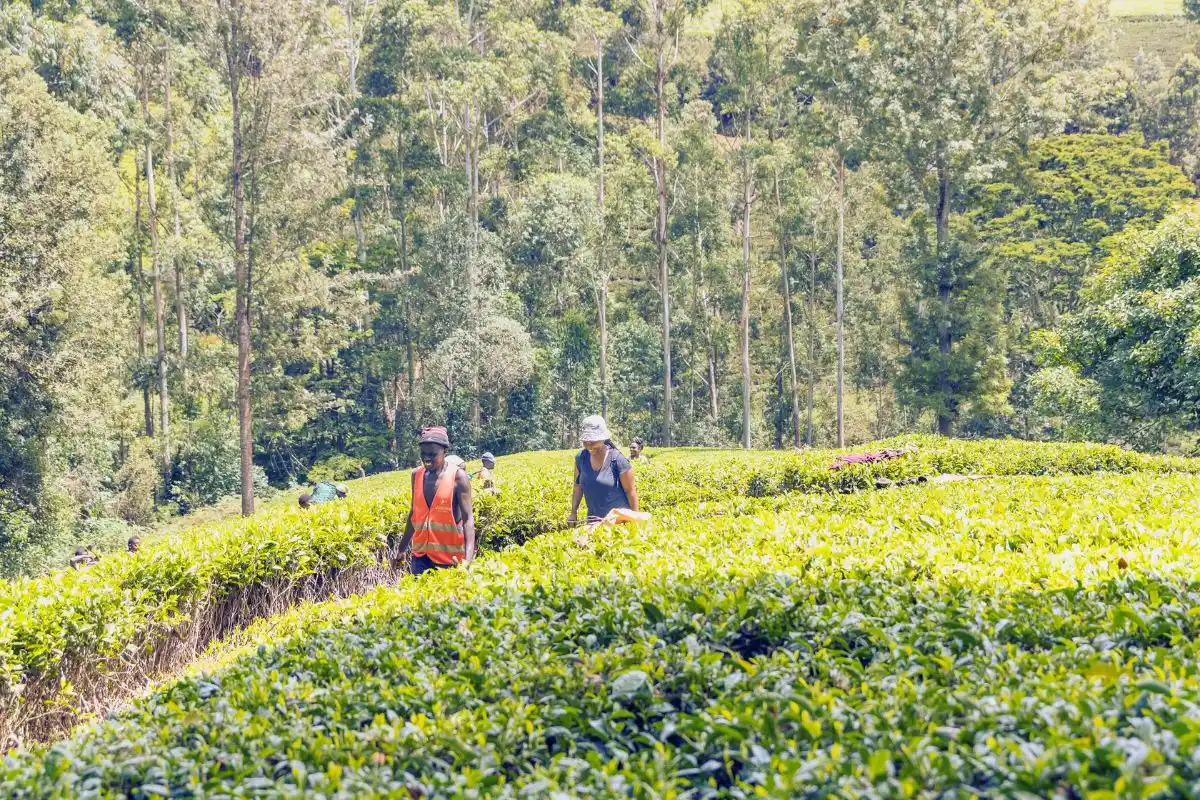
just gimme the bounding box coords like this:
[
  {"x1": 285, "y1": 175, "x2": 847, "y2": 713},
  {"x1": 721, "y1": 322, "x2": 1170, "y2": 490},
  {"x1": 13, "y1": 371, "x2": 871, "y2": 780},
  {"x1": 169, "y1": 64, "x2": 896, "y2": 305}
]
[{"x1": 5, "y1": 0, "x2": 1200, "y2": 576}]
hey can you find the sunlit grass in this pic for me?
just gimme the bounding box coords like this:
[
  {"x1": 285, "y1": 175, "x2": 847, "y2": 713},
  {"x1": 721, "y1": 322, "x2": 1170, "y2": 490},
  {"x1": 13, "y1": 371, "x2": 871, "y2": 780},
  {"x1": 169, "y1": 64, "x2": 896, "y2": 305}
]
[{"x1": 1111, "y1": 0, "x2": 1185, "y2": 17}]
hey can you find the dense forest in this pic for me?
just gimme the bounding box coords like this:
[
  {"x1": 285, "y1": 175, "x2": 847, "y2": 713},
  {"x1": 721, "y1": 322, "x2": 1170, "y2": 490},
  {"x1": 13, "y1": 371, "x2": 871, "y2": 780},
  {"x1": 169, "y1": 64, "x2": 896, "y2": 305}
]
[{"x1": 5, "y1": 0, "x2": 1200, "y2": 575}]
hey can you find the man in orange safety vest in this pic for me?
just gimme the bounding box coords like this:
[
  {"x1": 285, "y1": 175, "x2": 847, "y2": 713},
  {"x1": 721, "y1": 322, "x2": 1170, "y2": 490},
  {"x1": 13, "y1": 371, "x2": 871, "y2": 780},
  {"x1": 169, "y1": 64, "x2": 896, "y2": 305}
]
[{"x1": 393, "y1": 426, "x2": 476, "y2": 575}]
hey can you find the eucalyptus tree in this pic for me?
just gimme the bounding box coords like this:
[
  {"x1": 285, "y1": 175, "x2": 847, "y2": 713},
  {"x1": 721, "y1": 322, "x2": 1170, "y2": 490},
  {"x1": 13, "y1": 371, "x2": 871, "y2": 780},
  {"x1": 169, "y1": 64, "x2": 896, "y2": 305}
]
[
  {"x1": 710, "y1": 0, "x2": 791, "y2": 448},
  {"x1": 203, "y1": 0, "x2": 333, "y2": 513},
  {"x1": 623, "y1": 0, "x2": 709, "y2": 446},
  {"x1": 569, "y1": 0, "x2": 628, "y2": 419},
  {"x1": 792, "y1": 0, "x2": 875, "y2": 447},
  {"x1": 821, "y1": 0, "x2": 1100, "y2": 434}
]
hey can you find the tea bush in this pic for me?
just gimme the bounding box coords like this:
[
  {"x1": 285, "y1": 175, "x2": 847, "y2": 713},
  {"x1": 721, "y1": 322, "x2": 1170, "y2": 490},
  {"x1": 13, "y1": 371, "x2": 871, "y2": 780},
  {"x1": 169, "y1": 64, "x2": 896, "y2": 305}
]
[
  {"x1": 7, "y1": 472, "x2": 1200, "y2": 796},
  {"x1": 2, "y1": 437, "x2": 1197, "y2": 748}
]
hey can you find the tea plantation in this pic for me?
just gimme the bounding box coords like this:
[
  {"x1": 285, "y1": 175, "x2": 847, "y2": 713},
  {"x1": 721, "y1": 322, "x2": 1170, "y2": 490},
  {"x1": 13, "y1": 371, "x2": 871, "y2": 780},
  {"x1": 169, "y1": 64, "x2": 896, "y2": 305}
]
[{"x1": 5, "y1": 439, "x2": 1200, "y2": 797}]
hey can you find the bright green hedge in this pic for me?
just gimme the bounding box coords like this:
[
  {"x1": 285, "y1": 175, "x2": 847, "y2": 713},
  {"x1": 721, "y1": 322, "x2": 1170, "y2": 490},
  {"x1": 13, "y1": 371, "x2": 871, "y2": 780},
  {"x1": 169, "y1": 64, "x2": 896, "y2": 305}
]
[
  {"x1": 475, "y1": 435, "x2": 1200, "y2": 547},
  {"x1": 2, "y1": 436, "x2": 1197, "y2": 745},
  {"x1": 7, "y1": 471, "x2": 1200, "y2": 796},
  {"x1": 0, "y1": 483, "x2": 410, "y2": 742}
]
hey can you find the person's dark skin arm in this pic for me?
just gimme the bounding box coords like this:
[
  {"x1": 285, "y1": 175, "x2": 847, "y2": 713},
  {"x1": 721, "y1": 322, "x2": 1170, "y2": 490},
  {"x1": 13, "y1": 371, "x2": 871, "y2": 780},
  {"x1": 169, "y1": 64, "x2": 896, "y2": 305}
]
[
  {"x1": 455, "y1": 468, "x2": 476, "y2": 562},
  {"x1": 568, "y1": 464, "x2": 583, "y2": 525},
  {"x1": 394, "y1": 470, "x2": 417, "y2": 556},
  {"x1": 620, "y1": 467, "x2": 639, "y2": 512}
]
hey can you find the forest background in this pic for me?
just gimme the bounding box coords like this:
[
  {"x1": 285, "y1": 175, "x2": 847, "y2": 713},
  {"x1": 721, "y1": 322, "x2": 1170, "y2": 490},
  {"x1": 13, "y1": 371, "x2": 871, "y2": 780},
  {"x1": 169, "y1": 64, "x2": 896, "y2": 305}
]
[{"x1": 5, "y1": 0, "x2": 1200, "y2": 576}]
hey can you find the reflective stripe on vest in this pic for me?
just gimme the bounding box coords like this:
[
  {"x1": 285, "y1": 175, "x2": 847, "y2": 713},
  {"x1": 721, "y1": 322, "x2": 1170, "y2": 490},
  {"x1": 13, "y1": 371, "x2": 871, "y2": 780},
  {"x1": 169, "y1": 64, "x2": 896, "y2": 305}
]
[{"x1": 411, "y1": 465, "x2": 464, "y2": 565}]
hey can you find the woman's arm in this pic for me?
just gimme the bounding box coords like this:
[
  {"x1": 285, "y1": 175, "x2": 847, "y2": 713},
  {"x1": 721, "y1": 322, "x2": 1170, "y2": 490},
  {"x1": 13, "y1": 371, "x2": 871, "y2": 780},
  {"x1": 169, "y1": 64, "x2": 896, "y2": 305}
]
[
  {"x1": 620, "y1": 468, "x2": 638, "y2": 512},
  {"x1": 568, "y1": 464, "x2": 583, "y2": 524}
]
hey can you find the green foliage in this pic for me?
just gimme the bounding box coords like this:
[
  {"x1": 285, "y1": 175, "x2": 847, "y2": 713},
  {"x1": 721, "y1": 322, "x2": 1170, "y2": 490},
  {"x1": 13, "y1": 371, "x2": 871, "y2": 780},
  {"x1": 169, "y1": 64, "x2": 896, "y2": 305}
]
[
  {"x1": 0, "y1": 51, "x2": 125, "y2": 579},
  {"x1": 9, "y1": 456, "x2": 1200, "y2": 795},
  {"x1": 170, "y1": 416, "x2": 269, "y2": 514},
  {"x1": 977, "y1": 134, "x2": 1193, "y2": 331},
  {"x1": 839, "y1": 0, "x2": 1100, "y2": 435},
  {"x1": 1156, "y1": 54, "x2": 1200, "y2": 184},
  {"x1": 306, "y1": 454, "x2": 366, "y2": 484},
  {"x1": 1027, "y1": 365, "x2": 1104, "y2": 441},
  {"x1": 970, "y1": 133, "x2": 1190, "y2": 441},
  {"x1": 110, "y1": 438, "x2": 159, "y2": 526},
  {"x1": 0, "y1": 493, "x2": 46, "y2": 581},
  {"x1": 1055, "y1": 202, "x2": 1200, "y2": 442},
  {"x1": 2, "y1": 0, "x2": 1196, "y2": 584},
  {"x1": 0, "y1": 473, "x2": 410, "y2": 741},
  {"x1": 896, "y1": 220, "x2": 1012, "y2": 432},
  {"x1": 1060, "y1": 65, "x2": 1141, "y2": 135},
  {"x1": 506, "y1": 173, "x2": 597, "y2": 321},
  {"x1": 4, "y1": 437, "x2": 1196, "y2": 745}
]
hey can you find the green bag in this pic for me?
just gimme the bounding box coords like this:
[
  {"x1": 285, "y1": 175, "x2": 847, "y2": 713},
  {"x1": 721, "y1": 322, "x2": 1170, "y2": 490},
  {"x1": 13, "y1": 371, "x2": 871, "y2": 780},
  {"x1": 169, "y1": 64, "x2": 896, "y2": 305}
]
[{"x1": 311, "y1": 481, "x2": 339, "y2": 504}]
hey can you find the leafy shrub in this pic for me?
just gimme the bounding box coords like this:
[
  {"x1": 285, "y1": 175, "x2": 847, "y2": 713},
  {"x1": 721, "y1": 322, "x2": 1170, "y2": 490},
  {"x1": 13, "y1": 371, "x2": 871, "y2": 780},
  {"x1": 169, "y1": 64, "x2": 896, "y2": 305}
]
[
  {"x1": 2, "y1": 436, "x2": 1198, "y2": 747},
  {"x1": 0, "y1": 487, "x2": 76, "y2": 581},
  {"x1": 9, "y1": 472, "x2": 1200, "y2": 796},
  {"x1": 111, "y1": 437, "x2": 158, "y2": 525},
  {"x1": 306, "y1": 453, "x2": 366, "y2": 484},
  {"x1": 170, "y1": 416, "x2": 269, "y2": 513},
  {"x1": 0, "y1": 493, "x2": 41, "y2": 581},
  {"x1": 71, "y1": 515, "x2": 139, "y2": 556}
]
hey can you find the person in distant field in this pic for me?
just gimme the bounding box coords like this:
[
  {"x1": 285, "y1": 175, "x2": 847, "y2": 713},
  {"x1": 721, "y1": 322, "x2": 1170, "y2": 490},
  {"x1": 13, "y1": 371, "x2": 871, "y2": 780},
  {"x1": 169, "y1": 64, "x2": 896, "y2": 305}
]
[
  {"x1": 335, "y1": 483, "x2": 349, "y2": 499},
  {"x1": 393, "y1": 426, "x2": 476, "y2": 575},
  {"x1": 69, "y1": 546, "x2": 99, "y2": 570},
  {"x1": 568, "y1": 415, "x2": 639, "y2": 527},
  {"x1": 298, "y1": 493, "x2": 313, "y2": 509},
  {"x1": 310, "y1": 481, "x2": 339, "y2": 504},
  {"x1": 127, "y1": 536, "x2": 141, "y2": 554},
  {"x1": 629, "y1": 438, "x2": 648, "y2": 462},
  {"x1": 474, "y1": 452, "x2": 498, "y2": 493}
]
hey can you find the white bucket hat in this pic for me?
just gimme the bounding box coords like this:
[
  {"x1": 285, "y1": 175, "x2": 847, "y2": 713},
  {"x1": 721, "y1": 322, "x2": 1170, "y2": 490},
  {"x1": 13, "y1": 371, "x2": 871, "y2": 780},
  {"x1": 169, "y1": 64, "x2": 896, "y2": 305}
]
[{"x1": 580, "y1": 415, "x2": 612, "y2": 443}]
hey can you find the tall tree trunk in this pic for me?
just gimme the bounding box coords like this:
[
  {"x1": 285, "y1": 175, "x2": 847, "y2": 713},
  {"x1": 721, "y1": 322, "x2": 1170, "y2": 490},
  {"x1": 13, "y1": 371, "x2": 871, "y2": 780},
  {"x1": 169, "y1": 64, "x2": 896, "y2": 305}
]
[
  {"x1": 190, "y1": 131, "x2": 200, "y2": 198},
  {"x1": 389, "y1": 115, "x2": 409, "y2": 469},
  {"x1": 596, "y1": 39, "x2": 609, "y2": 420},
  {"x1": 836, "y1": 155, "x2": 846, "y2": 448},
  {"x1": 773, "y1": 366, "x2": 784, "y2": 448},
  {"x1": 405, "y1": 299, "x2": 416, "y2": 446},
  {"x1": 383, "y1": 374, "x2": 401, "y2": 469},
  {"x1": 655, "y1": 8, "x2": 672, "y2": 445},
  {"x1": 697, "y1": 219, "x2": 718, "y2": 422},
  {"x1": 352, "y1": 184, "x2": 366, "y2": 263},
  {"x1": 688, "y1": 198, "x2": 700, "y2": 422},
  {"x1": 776, "y1": 171, "x2": 800, "y2": 448},
  {"x1": 142, "y1": 82, "x2": 170, "y2": 478},
  {"x1": 135, "y1": 145, "x2": 153, "y2": 438},
  {"x1": 740, "y1": 139, "x2": 752, "y2": 450},
  {"x1": 806, "y1": 249, "x2": 817, "y2": 447},
  {"x1": 164, "y1": 50, "x2": 188, "y2": 391},
  {"x1": 598, "y1": 284, "x2": 608, "y2": 414},
  {"x1": 466, "y1": 102, "x2": 482, "y2": 435},
  {"x1": 145, "y1": 110, "x2": 170, "y2": 474},
  {"x1": 397, "y1": 124, "x2": 408, "y2": 274},
  {"x1": 225, "y1": 8, "x2": 255, "y2": 516},
  {"x1": 707, "y1": 350, "x2": 719, "y2": 421},
  {"x1": 935, "y1": 162, "x2": 952, "y2": 436},
  {"x1": 344, "y1": 2, "x2": 366, "y2": 265}
]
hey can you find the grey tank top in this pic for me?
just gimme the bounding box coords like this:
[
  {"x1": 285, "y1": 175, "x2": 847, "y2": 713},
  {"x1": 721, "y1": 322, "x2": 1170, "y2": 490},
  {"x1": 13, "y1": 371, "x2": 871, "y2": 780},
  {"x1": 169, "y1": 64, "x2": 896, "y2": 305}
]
[{"x1": 575, "y1": 448, "x2": 631, "y2": 521}]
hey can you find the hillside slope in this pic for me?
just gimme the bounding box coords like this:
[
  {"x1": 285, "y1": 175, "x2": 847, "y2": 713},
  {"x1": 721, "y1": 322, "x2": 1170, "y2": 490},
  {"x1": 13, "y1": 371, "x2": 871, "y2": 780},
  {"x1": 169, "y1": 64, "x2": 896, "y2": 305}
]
[{"x1": 6, "y1": 468, "x2": 1200, "y2": 796}]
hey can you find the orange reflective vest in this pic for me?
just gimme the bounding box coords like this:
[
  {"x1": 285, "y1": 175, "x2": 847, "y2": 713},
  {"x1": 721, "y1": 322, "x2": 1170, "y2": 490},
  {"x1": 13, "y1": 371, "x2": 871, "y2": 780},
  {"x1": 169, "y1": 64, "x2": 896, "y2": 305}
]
[{"x1": 411, "y1": 465, "x2": 464, "y2": 565}]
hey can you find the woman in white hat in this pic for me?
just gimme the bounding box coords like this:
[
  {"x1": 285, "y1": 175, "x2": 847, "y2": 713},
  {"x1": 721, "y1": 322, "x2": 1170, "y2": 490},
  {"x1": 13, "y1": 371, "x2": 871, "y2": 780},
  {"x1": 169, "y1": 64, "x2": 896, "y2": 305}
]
[{"x1": 567, "y1": 415, "x2": 639, "y2": 527}]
